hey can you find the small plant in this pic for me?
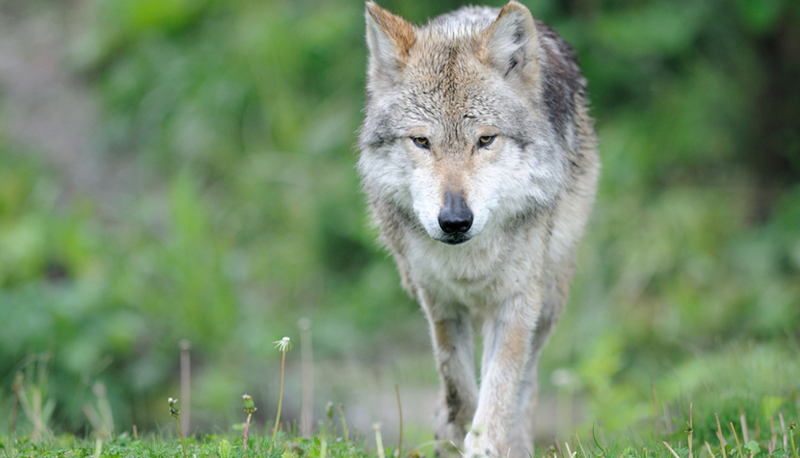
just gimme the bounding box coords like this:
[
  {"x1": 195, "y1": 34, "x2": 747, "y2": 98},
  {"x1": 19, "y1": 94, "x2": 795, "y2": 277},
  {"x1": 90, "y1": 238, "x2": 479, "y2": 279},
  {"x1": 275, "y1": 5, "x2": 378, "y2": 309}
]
[
  {"x1": 242, "y1": 394, "x2": 257, "y2": 450},
  {"x1": 219, "y1": 439, "x2": 232, "y2": 458},
  {"x1": 169, "y1": 398, "x2": 188, "y2": 458},
  {"x1": 746, "y1": 440, "x2": 761, "y2": 456},
  {"x1": 272, "y1": 336, "x2": 292, "y2": 443}
]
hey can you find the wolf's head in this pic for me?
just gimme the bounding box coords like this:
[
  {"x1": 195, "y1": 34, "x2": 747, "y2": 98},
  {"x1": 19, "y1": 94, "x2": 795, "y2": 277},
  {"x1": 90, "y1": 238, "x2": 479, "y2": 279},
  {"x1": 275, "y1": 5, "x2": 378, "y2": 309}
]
[{"x1": 358, "y1": 2, "x2": 567, "y2": 246}]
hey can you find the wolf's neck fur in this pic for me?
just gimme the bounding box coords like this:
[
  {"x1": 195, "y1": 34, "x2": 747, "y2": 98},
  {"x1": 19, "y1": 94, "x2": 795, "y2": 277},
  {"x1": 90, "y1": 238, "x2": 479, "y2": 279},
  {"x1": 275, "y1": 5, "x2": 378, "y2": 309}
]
[{"x1": 400, "y1": 216, "x2": 549, "y2": 309}]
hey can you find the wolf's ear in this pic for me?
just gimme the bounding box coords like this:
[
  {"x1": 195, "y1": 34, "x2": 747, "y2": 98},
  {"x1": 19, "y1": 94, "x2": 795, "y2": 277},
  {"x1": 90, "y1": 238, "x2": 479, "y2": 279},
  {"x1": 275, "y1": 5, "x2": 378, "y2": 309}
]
[
  {"x1": 480, "y1": 1, "x2": 539, "y2": 82},
  {"x1": 365, "y1": 2, "x2": 416, "y2": 87}
]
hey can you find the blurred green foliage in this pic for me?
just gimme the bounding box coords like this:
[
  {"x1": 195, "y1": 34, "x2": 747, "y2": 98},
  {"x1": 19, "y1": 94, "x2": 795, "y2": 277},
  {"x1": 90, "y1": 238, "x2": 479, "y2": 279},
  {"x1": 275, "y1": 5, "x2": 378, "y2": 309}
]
[{"x1": 0, "y1": 0, "x2": 799, "y2": 439}]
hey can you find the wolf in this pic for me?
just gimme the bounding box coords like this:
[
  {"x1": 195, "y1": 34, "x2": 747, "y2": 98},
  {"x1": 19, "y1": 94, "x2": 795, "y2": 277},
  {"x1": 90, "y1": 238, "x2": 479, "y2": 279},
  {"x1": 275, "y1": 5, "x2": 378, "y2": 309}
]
[{"x1": 357, "y1": 2, "x2": 599, "y2": 457}]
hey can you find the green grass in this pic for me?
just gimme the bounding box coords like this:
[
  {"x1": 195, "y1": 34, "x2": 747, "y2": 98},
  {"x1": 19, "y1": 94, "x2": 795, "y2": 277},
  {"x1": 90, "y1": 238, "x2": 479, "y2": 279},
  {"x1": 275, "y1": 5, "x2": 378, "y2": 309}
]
[
  {"x1": 0, "y1": 425, "x2": 381, "y2": 458},
  {"x1": 3, "y1": 343, "x2": 799, "y2": 458},
  {"x1": 0, "y1": 433, "x2": 371, "y2": 458},
  {"x1": 0, "y1": 408, "x2": 798, "y2": 458}
]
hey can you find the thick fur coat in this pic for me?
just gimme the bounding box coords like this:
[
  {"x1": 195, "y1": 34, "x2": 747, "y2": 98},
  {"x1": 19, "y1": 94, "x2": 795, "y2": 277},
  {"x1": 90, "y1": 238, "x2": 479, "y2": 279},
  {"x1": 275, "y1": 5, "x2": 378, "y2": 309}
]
[{"x1": 358, "y1": 2, "x2": 599, "y2": 457}]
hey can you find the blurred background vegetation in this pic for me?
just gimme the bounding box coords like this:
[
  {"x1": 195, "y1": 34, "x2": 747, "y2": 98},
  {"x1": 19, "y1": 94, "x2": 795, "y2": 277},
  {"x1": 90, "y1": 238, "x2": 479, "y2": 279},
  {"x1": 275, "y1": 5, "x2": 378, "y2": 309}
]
[{"x1": 0, "y1": 0, "x2": 798, "y2": 446}]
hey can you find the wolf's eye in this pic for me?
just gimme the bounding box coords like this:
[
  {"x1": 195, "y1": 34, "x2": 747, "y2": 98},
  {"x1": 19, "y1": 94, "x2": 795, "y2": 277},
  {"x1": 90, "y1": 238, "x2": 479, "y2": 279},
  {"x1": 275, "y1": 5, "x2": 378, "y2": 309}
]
[
  {"x1": 478, "y1": 135, "x2": 496, "y2": 147},
  {"x1": 411, "y1": 137, "x2": 430, "y2": 149}
]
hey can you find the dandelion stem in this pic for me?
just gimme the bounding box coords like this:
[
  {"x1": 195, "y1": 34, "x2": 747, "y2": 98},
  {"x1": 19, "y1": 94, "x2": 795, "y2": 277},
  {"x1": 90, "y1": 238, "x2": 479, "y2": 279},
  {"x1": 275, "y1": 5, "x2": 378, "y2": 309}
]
[
  {"x1": 169, "y1": 398, "x2": 187, "y2": 458},
  {"x1": 242, "y1": 394, "x2": 257, "y2": 451},
  {"x1": 175, "y1": 416, "x2": 187, "y2": 458},
  {"x1": 272, "y1": 337, "x2": 291, "y2": 443},
  {"x1": 243, "y1": 413, "x2": 252, "y2": 450}
]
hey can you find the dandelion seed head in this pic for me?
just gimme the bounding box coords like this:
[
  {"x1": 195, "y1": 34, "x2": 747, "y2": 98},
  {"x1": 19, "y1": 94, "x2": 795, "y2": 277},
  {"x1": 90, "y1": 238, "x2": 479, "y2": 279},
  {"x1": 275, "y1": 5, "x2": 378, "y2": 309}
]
[{"x1": 273, "y1": 336, "x2": 292, "y2": 352}]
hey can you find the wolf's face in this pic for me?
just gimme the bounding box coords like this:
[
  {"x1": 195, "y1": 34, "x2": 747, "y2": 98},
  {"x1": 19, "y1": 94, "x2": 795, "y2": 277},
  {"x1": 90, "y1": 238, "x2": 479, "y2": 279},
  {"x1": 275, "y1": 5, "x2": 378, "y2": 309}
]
[{"x1": 358, "y1": 4, "x2": 567, "y2": 245}]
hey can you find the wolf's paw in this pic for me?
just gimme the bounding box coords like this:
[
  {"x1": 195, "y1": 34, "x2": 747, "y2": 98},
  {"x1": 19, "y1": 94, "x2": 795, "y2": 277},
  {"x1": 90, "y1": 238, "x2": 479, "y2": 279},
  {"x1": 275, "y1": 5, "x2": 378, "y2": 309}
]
[
  {"x1": 434, "y1": 408, "x2": 468, "y2": 453},
  {"x1": 433, "y1": 420, "x2": 466, "y2": 457},
  {"x1": 463, "y1": 430, "x2": 500, "y2": 458}
]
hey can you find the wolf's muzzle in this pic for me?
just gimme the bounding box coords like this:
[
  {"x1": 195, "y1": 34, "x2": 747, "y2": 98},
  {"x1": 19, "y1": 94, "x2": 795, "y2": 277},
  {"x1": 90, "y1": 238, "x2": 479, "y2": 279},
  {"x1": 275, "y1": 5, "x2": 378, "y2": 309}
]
[{"x1": 438, "y1": 192, "x2": 473, "y2": 238}]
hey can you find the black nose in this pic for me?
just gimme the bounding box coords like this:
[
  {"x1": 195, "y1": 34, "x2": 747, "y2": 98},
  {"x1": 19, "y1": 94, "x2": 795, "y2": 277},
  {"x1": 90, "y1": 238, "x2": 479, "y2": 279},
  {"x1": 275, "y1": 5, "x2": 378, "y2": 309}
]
[{"x1": 438, "y1": 192, "x2": 473, "y2": 234}]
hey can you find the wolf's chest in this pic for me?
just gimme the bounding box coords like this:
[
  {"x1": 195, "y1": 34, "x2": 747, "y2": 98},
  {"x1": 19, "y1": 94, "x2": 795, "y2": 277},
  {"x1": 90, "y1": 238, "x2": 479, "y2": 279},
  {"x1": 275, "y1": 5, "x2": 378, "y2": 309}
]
[{"x1": 403, "y1": 233, "x2": 518, "y2": 307}]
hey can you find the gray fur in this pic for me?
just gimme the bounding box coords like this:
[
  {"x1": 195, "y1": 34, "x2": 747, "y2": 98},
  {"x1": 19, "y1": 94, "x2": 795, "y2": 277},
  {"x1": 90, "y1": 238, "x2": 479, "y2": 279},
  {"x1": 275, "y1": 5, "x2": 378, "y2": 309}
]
[{"x1": 359, "y1": 2, "x2": 599, "y2": 457}]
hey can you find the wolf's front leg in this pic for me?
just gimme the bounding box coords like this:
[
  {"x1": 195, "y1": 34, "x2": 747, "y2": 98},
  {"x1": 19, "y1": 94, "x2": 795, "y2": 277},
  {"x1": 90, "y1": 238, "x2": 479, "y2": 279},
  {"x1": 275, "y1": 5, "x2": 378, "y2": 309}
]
[
  {"x1": 424, "y1": 302, "x2": 478, "y2": 455},
  {"x1": 464, "y1": 296, "x2": 540, "y2": 458},
  {"x1": 508, "y1": 297, "x2": 566, "y2": 458}
]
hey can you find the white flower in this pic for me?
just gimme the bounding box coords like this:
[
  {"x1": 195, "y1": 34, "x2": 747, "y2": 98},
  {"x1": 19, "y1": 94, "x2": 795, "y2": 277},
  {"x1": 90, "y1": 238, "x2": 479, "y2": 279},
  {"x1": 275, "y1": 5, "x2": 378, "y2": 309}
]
[{"x1": 274, "y1": 336, "x2": 292, "y2": 352}]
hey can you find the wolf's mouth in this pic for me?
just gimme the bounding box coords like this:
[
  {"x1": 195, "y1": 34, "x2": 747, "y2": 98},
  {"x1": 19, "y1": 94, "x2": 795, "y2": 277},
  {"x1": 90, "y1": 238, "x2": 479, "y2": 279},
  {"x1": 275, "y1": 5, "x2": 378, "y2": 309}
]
[{"x1": 439, "y1": 233, "x2": 470, "y2": 245}]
